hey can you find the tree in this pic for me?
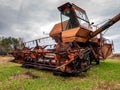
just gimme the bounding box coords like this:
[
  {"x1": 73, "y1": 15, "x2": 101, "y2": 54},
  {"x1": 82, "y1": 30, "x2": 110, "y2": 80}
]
[{"x1": 0, "y1": 37, "x2": 24, "y2": 55}]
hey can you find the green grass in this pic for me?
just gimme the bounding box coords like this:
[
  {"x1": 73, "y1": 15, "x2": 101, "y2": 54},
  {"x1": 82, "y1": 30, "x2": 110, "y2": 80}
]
[{"x1": 0, "y1": 59, "x2": 120, "y2": 90}]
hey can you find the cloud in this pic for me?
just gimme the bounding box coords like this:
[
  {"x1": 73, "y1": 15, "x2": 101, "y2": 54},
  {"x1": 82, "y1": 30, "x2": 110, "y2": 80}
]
[
  {"x1": 0, "y1": 0, "x2": 120, "y2": 52},
  {"x1": 105, "y1": 34, "x2": 120, "y2": 40}
]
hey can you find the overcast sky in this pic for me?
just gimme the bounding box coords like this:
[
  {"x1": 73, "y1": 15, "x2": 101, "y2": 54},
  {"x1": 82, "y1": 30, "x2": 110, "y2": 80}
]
[{"x1": 0, "y1": 0, "x2": 120, "y2": 53}]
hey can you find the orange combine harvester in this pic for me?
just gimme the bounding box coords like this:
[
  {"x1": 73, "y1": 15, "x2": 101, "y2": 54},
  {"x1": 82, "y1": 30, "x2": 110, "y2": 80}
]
[{"x1": 12, "y1": 2, "x2": 120, "y2": 75}]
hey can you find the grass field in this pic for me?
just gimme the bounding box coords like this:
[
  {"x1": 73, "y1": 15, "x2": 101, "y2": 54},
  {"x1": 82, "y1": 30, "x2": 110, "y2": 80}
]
[{"x1": 0, "y1": 57, "x2": 120, "y2": 90}]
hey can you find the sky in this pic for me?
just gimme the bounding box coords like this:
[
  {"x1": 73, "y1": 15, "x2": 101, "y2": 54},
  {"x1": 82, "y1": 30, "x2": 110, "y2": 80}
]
[{"x1": 0, "y1": 0, "x2": 120, "y2": 53}]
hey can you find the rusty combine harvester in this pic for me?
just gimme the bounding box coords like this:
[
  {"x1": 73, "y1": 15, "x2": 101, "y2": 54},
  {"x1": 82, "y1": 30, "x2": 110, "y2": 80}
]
[{"x1": 12, "y1": 2, "x2": 120, "y2": 75}]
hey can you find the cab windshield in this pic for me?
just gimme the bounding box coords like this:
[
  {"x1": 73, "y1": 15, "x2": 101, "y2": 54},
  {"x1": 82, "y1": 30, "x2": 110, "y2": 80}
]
[{"x1": 61, "y1": 6, "x2": 90, "y2": 30}]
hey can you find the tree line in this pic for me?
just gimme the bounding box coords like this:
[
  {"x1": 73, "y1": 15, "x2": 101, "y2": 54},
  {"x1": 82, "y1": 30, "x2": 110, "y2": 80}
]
[{"x1": 0, "y1": 37, "x2": 24, "y2": 55}]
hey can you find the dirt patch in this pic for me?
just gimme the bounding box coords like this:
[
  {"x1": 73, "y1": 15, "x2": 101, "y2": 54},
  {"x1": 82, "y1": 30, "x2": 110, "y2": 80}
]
[
  {"x1": 92, "y1": 81, "x2": 120, "y2": 90},
  {"x1": 0, "y1": 56, "x2": 14, "y2": 64},
  {"x1": 108, "y1": 53, "x2": 120, "y2": 60},
  {"x1": 8, "y1": 71, "x2": 39, "y2": 81}
]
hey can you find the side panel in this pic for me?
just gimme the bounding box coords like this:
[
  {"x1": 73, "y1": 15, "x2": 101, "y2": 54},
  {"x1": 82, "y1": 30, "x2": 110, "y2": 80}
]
[
  {"x1": 62, "y1": 27, "x2": 91, "y2": 43},
  {"x1": 100, "y1": 44, "x2": 112, "y2": 59},
  {"x1": 49, "y1": 22, "x2": 62, "y2": 37}
]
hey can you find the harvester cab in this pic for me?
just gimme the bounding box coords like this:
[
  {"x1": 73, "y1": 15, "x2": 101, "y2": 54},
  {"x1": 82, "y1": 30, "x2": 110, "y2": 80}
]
[
  {"x1": 50, "y1": 2, "x2": 92, "y2": 43},
  {"x1": 58, "y1": 2, "x2": 90, "y2": 30}
]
